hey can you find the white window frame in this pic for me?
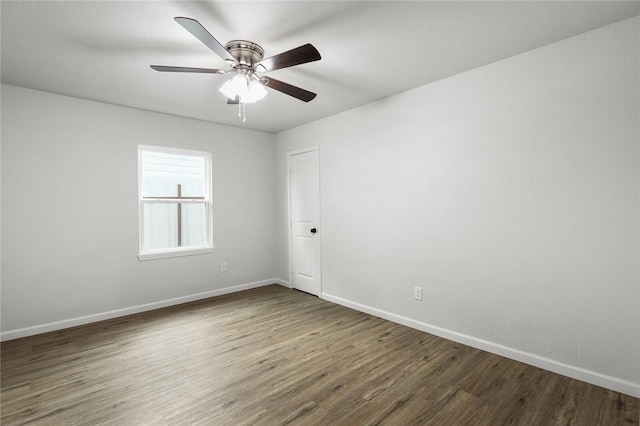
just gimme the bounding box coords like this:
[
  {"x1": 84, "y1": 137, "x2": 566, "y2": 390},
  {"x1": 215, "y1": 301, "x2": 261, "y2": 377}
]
[{"x1": 137, "y1": 145, "x2": 214, "y2": 261}]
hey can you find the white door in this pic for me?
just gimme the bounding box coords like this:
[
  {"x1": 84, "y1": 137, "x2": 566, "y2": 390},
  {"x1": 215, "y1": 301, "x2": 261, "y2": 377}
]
[{"x1": 288, "y1": 148, "x2": 321, "y2": 296}]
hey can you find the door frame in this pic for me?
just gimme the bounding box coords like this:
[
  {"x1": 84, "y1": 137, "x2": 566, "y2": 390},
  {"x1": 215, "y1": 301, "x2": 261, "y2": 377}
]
[{"x1": 287, "y1": 145, "x2": 322, "y2": 295}]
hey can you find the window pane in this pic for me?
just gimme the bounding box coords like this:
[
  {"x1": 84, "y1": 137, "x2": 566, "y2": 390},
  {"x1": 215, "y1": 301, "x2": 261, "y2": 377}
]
[
  {"x1": 142, "y1": 202, "x2": 208, "y2": 251},
  {"x1": 181, "y1": 203, "x2": 207, "y2": 248},
  {"x1": 143, "y1": 203, "x2": 178, "y2": 250},
  {"x1": 141, "y1": 151, "x2": 206, "y2": 198}
]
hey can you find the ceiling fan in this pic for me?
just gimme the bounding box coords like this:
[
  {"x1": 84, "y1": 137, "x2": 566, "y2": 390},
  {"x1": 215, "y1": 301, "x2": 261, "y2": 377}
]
[{"x1": 151, "y1": 17, "x2": 321, "y2": 113}]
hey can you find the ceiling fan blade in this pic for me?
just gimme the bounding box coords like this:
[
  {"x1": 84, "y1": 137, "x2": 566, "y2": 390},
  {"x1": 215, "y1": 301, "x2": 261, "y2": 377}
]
[
  {"x1": 256, "y1": 44, "x2": 321, "y2": 72},
  {"x1": 174, "y1": 17, "x2": 236, "y2": 63},
  {"x1": 227, "y1": 96, "x2": 240, "y2": 105},
  {"x1": 151, "y1": 65, "x2": 227, "y2": 74},
  {"x1": 261, "y1": 77, "x2": 317, "y2": 102}
]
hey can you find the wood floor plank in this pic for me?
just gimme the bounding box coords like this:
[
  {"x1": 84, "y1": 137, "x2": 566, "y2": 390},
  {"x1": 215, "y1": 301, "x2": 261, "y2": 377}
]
[{"x1": 1, "y1": 285, "x2": 637, "y2": 425}]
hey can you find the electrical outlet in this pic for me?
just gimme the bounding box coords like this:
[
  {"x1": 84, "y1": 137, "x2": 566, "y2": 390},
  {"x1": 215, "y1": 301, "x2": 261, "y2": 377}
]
[
  {"x1": 220, "y1": 262, "x2": 228, "y2": 273},
  {"x1": 414, "y1": 286, "x2": 423, "y2": 301}
]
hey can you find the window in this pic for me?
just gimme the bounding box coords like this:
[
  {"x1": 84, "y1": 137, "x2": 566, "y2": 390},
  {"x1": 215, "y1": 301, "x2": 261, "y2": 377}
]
[{"x1": 138, "y1": 145, "x2": 213, "y2": 260}]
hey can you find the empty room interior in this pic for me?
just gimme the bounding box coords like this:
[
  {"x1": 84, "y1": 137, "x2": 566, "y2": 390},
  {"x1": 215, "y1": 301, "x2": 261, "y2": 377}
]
[{"x1": 1, "y1": 1, "x2": 639, "y2": 424}]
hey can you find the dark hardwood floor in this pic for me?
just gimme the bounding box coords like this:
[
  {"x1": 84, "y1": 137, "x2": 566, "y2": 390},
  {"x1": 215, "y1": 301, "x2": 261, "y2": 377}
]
[{"x1": 1, "y1": 285, "x2": 637, "y2": 425}]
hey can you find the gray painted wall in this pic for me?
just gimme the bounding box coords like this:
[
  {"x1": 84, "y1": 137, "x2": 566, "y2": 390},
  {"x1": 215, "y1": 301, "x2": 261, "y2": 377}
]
[
  {"x1": 276, "y1": 17, "x2": 639, "y2": 393},
  {"x1": 1, "y1": 85, "x2": 277, "y2": 332}
]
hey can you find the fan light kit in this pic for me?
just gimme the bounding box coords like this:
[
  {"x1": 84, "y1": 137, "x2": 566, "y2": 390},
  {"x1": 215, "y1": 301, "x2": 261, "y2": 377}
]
[
  {"x1": 219, "y1": 71, "x2": 267, "y2": 104},
  {"x1": 151, "y1": 17, "x2": 321, "y2": 122}
]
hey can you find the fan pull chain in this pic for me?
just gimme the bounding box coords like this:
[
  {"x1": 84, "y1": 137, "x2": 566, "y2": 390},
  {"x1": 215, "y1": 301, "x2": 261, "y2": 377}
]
[{"x1": 237, "y1": 102, "x2": 247, "y2": 123}]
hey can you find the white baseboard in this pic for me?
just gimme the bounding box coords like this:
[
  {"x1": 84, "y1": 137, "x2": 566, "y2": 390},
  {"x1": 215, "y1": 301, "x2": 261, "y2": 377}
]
[
  {"x1": 273, "y1": 278, "x2": 291, "y2": 288},
  {"x1": 0, "y1": 279, "x2": 278, "y2": 342},
  {"x1": 321, "y1": 292, "x2": 640, "y2": 398}
]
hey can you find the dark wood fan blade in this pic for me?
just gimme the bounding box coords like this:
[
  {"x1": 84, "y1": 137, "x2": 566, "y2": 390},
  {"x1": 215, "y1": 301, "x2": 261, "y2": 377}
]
[
  {"x1": 261, "y1": 77, "x2": 317, "y2": 102},
  {"x1": 150, "y1": 65, "x2": 226, "y2": 74},
  {"x1": 227, "y1": 96, "x2": 240, "y2": 105},
  {"x1": 256, "y1": 44, "x2": 321, "y2": 72},
  {"x1": 174, "y1": 17, "x2": 236, "y2": 63}
]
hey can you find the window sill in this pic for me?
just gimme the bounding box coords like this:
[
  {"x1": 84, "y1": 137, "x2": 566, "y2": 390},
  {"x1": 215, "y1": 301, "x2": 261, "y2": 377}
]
[{"x1": 137, "y1": 246, "x2": 215, "y2": 261}]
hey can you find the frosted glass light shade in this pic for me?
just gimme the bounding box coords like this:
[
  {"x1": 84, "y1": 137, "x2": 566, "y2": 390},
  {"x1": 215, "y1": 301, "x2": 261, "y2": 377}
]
[
  {"x1": 219, "y1": 73, "x2": 267, "y2": 104},
  {"x1": 244, "y1": 80, "x2": 267, "y2": 103},
  {"x1": 219, "y1": 74, "x2": 246, "y2": 99}
]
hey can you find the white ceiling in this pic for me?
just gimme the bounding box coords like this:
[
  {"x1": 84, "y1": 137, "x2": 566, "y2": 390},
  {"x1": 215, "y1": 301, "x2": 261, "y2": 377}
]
[{"x1": 2, "y1": 1, "x2": 639, "y2": 133}]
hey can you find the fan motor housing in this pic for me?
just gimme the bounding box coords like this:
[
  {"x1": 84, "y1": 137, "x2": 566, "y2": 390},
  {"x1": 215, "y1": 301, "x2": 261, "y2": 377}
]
[{"x1": 225, "y1": 40, "x2": 264, "y2": 66}]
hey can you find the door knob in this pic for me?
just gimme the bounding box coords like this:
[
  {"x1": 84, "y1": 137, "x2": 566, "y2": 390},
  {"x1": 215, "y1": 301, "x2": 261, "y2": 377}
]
[{"x1": 310, "y1": 228, "x2": 317, "y2": 234}]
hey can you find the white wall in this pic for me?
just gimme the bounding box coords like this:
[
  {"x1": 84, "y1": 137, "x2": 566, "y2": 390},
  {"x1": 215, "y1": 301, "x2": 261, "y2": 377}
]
[
  {"x1": 276, "y1": 17, "x2": 640, "y2": 396},
  {"x1": 1, "y1": 85, "x2": 277, "y2": 335}
]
